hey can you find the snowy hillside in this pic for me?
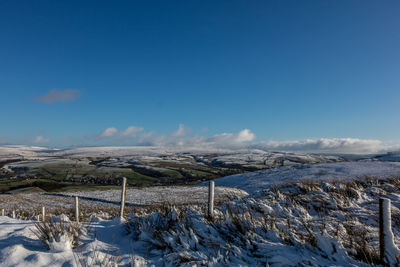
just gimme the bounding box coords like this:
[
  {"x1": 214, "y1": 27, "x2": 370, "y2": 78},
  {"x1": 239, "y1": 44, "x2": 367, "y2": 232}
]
[
  {"x1": 0, "y1": 145, "x2": 343, "y2": 166},
  {"x1": 374, "y1": 152, "x2": 400, "y2": 162},
  {"x1": 3, "y1": 147, "x2": 400, "y2": 266},
  {"x1": 2, "y1": 174, "x2": 400, "y2": 266},
  {"x1": 207, "y1": 161, "x2": 400, "y2": 196},
  {"x1": 0, "y1": 145, "x2": 58, "y2": 158}
]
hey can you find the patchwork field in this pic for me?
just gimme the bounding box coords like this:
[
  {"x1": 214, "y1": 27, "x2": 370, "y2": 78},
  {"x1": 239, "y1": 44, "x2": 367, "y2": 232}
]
[{"x1": 0, "y1": 145, "x2": 343, "y2": 193}]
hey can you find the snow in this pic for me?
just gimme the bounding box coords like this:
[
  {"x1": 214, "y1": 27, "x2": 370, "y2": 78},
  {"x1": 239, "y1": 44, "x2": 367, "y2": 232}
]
[
  {"x1": 62, "y1": 186, "x2": 247, "y2": 206},
  {"x1": 375, "y1": 152, "x2": 400, "y2": 162},
  {"x1": 0, "y1": 177, "x2": 399, "y2": 266},
  {"x1": 0, "y1": 217, "x2": 141, "y2": 267},
  {"x1": 0, "y1": 188, "x2": 378, "y2": 267},
  {"x1": 207, "y1": 161, "x2": 400, "y2": 196},
  {"x1": 0, "y1": 145, "x2": 342, "y2": 169},
  {"x1": 3, "y1": 147, "x2": 400, "y2": 266},
  {"x1": 0, "y1": 145, "x2": 56, "y2": 158},
  {"x1": 0, "y1": 186, "x2": 248, "y2": 219},
  {"x1": 0, "y1": 217, "x2": 75, "y2": 266}
]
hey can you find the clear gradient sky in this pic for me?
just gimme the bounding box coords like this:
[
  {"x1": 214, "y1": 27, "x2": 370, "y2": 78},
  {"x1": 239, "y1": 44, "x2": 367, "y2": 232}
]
[{"x1": 0, "y1": 1, "x2": 399, "y2": 150}]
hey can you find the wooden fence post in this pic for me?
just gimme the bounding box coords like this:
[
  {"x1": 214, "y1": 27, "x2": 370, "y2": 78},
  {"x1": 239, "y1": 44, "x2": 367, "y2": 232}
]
[
  {"x1": 42, "y1": 206, "x2": 46, "y2": 222},
  {"x1": 75, "y1": 196, "x2": 80, "y2": 223},
  {"x1": 12, "y1": 210, "x2": 15, "y2": 219},
  {"x1": 208, "y1": 181, "x2": 215, "y2": 219},
  {"x1": 379, "y1": 198, "x2": 400, "y2": 265},
  {"x1": 1, "y1": 209, "x2": 4, "y2": 216},
  {"x1": 120, "y1": 177, "x2": 127, "y2": 219}
]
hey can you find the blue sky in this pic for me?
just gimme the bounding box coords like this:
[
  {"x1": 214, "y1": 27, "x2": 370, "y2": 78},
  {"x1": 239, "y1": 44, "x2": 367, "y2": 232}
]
[{"x1": 0, "y1": 1, "x2": 399, "y2": 151}]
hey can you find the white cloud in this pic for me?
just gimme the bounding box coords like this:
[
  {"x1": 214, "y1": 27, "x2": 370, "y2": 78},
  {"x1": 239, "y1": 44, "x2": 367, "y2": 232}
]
[
  {"x1": 34, "y1": 135, "x2": 50, "y2": 143},
  {"x1": 207, "y1": 129, "x2": 256, "y2": 146},
  {"x1": 120, "y1": 126, "x2": 144, "y2": 136},
  {"x1": 141, "y1": 126, "x2": 256, "y2": 149},
  {"x1": 235, "y1": 129, "x2": 256, "y2": 142},
  {"x1": 100, "y1": 127, "x2": 118, "y2": 137},
  {"x1": 172, "y1": 124, "x2": 185, "y2": 137},
  {"x1": 99, "y1": 126, "x2": 144, "y2": 138},
  {"x1": 38, "y1": 89, "x2": 81, "y2": 104},
  {"x1": 254, "y1": 138, "x2": 385, "y2": 154}
]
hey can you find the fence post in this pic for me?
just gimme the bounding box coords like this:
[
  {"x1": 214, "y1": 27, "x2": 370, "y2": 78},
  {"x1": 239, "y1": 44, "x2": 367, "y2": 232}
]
[
  {"x1": 42, "y1": 206, "x2": 46, "y2": 222},
  {"x1": 120, "y1": 177, "x2": 127, "y2": 219},
  {"x1": 75, "y1": 196, "x2": 80, "y2": 223},
  {"x1": 12, "y1": 210, "x2": 15, "y2": 219},
  {"x1": 1, "y1": 209, "x2": 4, "y2": 216},
  {"x1": 208, "y1": 180, "x2": 215, "y2": 219},
  {"x1": 379, "y1": 198, "x2": 400, "y2": 265}
]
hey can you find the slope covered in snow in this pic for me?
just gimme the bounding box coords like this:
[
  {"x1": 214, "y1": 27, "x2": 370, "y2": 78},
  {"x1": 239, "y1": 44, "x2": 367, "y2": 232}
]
[
  {"x1": 374, "y1": 152, "x2": 400, "y2": 162},
  {"x1": 208, "y1": 161, "x2": 400, "y2": 196},
  {"x1": 0, "y1": 145, "x2": 57, "y2": 159},
  {"x1": 3, "y1": 174, "x2": 400, "y2": 266}
]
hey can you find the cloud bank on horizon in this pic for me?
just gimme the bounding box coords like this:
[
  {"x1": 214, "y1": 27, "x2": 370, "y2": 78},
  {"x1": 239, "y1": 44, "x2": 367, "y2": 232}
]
[
  {"x1": 253, "y1": 138, "x2": 387, "y2": 154},
  {"x1": 92, "y1": 124, "x2": 397, "y2": 154},
  {"x1": 1, "y1": 125, "x2": 397, "y2": 154}
]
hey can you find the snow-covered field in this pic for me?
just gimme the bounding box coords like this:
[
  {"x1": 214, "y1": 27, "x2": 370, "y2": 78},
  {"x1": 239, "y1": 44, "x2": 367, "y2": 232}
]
[
  {"x1": 61, "y1": 186, "x2": 247, "y2": 206},
  {"x1": 0, "y1": 186, "x2": 247, "y2": 218},
  {"x1": 2, "y1": 174, "x2": 400, "y2": 266}
]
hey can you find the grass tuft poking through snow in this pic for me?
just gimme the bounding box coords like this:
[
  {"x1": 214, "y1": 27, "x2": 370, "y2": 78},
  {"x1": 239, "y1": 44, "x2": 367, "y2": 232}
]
[
  {"x1": 31, "y1": 217, "x2": 83, "y2": 251},
  {"x1": 73, "y1": 241, "x2": 121, "y2": 267}
]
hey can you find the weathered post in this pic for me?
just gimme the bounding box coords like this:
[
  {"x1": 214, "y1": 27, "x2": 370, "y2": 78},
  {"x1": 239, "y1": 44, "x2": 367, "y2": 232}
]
[
  {"x1": 42, "y1": 206, "x2": 46, "y2": 222},
  {"x1": 75, "y1": 196, "x2": 80, "y2": 223},
  {"x1": 1, "y1": 209, "x2": 4, "y2": 216},
  {"x1": 120, "y1": 177, "x2": 127, "y2": 220},
  {"x1": 379, "y1": 198, "x2": 400, "y2": 265},
  {"x1": 208, "y1": 180, "x2": 215, "y2": 219},
  {"x1": 12, "y1": 210, "x2": 16, "y2": 219}
]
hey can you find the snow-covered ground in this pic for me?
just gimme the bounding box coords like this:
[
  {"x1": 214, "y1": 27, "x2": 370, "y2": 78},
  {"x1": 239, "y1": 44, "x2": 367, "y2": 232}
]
[
  {"x1": 0, "y1": 217, "x2": 139, "y2": 266},
  {"x1": 0, "y1": 145, "x2": 58, "y2": 158},
  {"x1": 0, "y1": 186, "x2": 247, "y2": 218},
  {"x1": 3, "y1": 150, "x2": 400, "y2": 266},
  {"x1": 207, "y1": 161, "x2": 400, "y2": 196},
  {"x1": 2, "y1": 174, "x2": 399, "y2": 266},
  {"x1": 374, "y1": 152, "x2": 400, "y2": 162},
  {"x1": 61, "y1": 186, "x2": 247, "y2": 206}
]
